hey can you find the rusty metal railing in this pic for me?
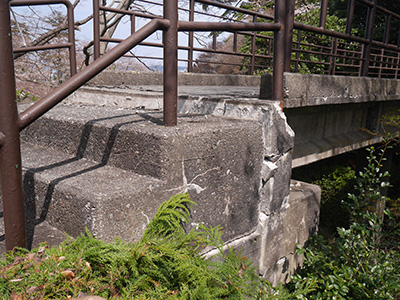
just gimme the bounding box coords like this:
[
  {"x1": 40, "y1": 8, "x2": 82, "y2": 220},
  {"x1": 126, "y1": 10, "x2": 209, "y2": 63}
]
[
  {"x1": 1, "y1": 0, "x2": 286, "y2": 250},
  {"x1": 10, "y1": 0, "x2": 77, "y2": 77},
  {"x1": 92, "y1": 0, "x2": 286, "y2": 124},
  {"x1": 95, "y1": 0, "x2": 399, "y2": 78}
]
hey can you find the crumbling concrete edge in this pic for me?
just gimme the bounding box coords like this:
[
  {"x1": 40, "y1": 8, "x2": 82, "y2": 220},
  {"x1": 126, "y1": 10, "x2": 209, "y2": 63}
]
[{"x1": 179, "y1": 96, "x2": 320, "y2": 283}]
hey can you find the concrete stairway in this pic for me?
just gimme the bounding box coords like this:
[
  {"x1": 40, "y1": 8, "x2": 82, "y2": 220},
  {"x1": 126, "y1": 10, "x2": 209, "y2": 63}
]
[
  {"x1": 0, "y1": 74, "x2": 321, "y2": 284},
  {"x1": 1, "y1": 101, "x2": 266, "y2": 250}
]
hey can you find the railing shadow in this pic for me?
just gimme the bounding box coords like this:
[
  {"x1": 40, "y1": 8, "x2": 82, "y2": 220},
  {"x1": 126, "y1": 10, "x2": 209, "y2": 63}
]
[{"x1": 22, "y1": 112, "x2": 163, "y2": 249}]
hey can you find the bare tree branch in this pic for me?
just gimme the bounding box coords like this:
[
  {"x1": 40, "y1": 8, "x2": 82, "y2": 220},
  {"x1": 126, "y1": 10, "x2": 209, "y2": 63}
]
[{"x1": 14, "y1": 13, "x2": 93, "y2": 60}]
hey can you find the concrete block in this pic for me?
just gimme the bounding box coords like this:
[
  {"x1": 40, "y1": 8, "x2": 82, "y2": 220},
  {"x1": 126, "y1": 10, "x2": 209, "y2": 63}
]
[
  {"x1": 261, "y1": 106, "x2": 295, "y2": 157},
  {"x1": 16, "y1": 104, "x2": 265, "y2": 243},
  {"x1": 88, "y1": 71, "x2": 261, "y2": 87},
  {"x1": 260, "y1": 73, "x2": 400, "y2": 108},
  {"x1": 260, "y1": 151, "x2": 292, "y2": 215},
  {"x1": 260, "y1": 180, "x2": 320, "y2": 284}
]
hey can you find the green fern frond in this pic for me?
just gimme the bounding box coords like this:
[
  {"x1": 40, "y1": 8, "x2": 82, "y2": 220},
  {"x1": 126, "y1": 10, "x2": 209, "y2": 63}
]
[{"x1": 142, "y1": 193, "x2": 196, "y2": 241}]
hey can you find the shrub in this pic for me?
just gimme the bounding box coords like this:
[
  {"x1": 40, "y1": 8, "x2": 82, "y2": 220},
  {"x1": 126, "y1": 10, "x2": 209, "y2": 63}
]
[
  {"x1": 0, "y1": 193, "x2": 300, "y2": 299},
  {"x1": 287, "y1": 146, "x2": 400, "y2": 299}
]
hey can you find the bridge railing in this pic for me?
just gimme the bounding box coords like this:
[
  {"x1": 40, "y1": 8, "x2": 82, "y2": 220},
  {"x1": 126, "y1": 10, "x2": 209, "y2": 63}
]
[
  {"x1": 1, "y1": 0, "x2": 285, "y2": 250},
  {"x1": 92, "y1": 0, "x2": 400, "y2": 78}
]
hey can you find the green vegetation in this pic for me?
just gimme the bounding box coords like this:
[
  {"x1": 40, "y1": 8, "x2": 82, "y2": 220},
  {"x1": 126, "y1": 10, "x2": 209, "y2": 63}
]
[
  {"x1": 2, "y1": 145, "x2": 400, "y2": 299},
  {"x1": 288, "y1": 146, "x2": 400, "y2": 299},
  {"x1": 16, "y1": 88, "x2": 38, "y2": 102},
  {"x1": 0, "y1": 194, "x2": 298, "y2": 299},
  {"x1": 292, "y1": 153, "x2": 356, "y2": 237}
]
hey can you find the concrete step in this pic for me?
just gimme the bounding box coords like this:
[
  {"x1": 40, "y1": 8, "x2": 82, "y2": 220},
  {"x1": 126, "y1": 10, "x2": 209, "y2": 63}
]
[
  {"x1": 0, "y1": 220, "x2": 67, "y2": 254},
  {"x1": 1, "y1": 139, "x2": 164, "y2": 244},
  {"x1": 20, "y1": 103, "x2": 168, "y2": 178},
  {"x1": 13, "y1": 103, "x2": 266, "y2": 245}
]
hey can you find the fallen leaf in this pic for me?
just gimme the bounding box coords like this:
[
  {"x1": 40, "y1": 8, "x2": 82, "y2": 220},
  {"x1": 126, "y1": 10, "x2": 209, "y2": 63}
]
[
  {"x1": 85, "y1": 261, "x2": 91, "y2": 270},
  {"x1": 37, "y1": 246, "x2": 47, "y2": 257},
  {"x1": 27, "y1": 286, "x2": 38, "y2": 294},
  {"x1": 62, "y1": 269, "x2": 75, "y2": 280},
  {"x1": 71, "y1": 296, "x2": 106, "y2": 300},
  {"x1": 10, "y1": 291, "x2": 23, "y2": 300},
  {"x1": 27, "y1": 253, "x2": 36, "y2": 261}
]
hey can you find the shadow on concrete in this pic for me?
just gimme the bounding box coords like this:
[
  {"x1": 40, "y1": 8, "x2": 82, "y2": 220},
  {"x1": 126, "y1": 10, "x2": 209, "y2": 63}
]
[{"x1": 22, "y1": 113, "x2": 163, "y2": 249}]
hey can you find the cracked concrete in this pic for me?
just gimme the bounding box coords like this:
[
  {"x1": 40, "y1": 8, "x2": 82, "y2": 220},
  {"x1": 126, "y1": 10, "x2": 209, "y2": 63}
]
[{"x1": 3, "y1": 72, "x2": 322, "y2": 284}]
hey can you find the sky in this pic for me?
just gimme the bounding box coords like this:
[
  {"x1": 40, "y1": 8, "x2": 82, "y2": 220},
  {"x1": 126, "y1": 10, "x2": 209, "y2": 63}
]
[{"x1": 11, "y1": 0, "x2": 234, "y2": 71}]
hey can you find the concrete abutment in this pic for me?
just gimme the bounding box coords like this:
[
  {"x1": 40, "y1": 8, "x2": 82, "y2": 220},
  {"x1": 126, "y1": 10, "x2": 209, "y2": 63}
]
[{"x1": 7, "y1": 71, "x2": 398, "y2": 283}]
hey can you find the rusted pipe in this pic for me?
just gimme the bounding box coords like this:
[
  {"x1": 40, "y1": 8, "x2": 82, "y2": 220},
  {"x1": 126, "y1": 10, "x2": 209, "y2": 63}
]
[
  {"x1": 384, "y1": 15, "x2": 391, "y2": 45},
  {"x1": 18, "y1": 19, "x2": 169, "y2": 130},
  {"x1": 187, "y1": 0, "x2": 195, "y2": 72},
  {"x1": 11, "y1": 0, "x2": 77, "y2": 76},
  {"x1": 284, "y1": 0, "x2": 295, "y2": 72},
  {"x1": 178, "y1": 21, "x2": 282, "y2": 32},
  {"x1": 319, "y1": 0, "x2": 328, "y2": 29},
  {"x1": 0, "y1": 0, "x2": 26, "y2": 250},
  {"x1": 14, "y1": 43, "x2": 74, "y2": 53},
  {"x1": 273, "y1": 0, "x2": 285, "y2": 106},
  {"x1": 163, "y1": 0, "x2": 178, "y2": 126},
  {"x1": 0, "y1": 132, "x2": 5, "y2": 146},
  {"x1": 361, "y1": 0, "x2": 377, "y2": 76},
  {"x1": 93, "y1": 0, "x2": 100, "y2": 60},
  {"x1": 293, "y1": 21, "x2": 400, "y2": 52},
  {"x1": 250, "y1": 15, "x2": 257, "y2": 75},
  {"x1": 195, "y1": 0, "x2": 274, "y2": 20},
  {"x1": 346, "y1": 0, "x2": 355, "y2": 35}
]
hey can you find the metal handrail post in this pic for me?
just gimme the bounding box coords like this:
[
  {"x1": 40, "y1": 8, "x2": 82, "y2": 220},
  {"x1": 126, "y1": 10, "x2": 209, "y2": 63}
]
[
  {"x1": 163, "y1": 0, "x2": 178, "y2": 126},
  {"x1": 0, "y1": 0, "x2": 26, "y2": 250},
  {"x1": 273, "y1": 0, "x2": 285, "y2": 106},
  {"x1": 187, "y1": 0, "x2": 195, "y2": 72},
  {"x1": 361, "y1": 0, "x2": 377, "y2": 76},
  {"x1": 93, "y1": 0, "x2": 100, "y2": 60},
  {"x1": 284, "y1": 0, "x2": 295, "y2": 72}
]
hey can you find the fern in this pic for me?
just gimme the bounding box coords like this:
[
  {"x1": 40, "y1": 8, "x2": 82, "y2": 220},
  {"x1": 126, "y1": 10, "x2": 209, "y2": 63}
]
[
  {"x1": 0, "y1": 193, "x2": 310, "y2": 299},
  {"x1": 142, "y1": 192, "x2": 196, "y2": 241}
]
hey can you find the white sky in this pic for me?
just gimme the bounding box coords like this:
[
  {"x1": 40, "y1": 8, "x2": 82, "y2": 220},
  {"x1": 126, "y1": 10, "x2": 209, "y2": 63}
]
[{"x1": 11, "y1": 0, "x2": 238, "y2": 70}]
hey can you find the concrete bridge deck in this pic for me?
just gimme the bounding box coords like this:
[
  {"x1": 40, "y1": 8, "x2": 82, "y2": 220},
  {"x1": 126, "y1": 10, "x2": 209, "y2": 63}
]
[{"x1": 67, "y1": 71, "x2": 400, "y2": 168}]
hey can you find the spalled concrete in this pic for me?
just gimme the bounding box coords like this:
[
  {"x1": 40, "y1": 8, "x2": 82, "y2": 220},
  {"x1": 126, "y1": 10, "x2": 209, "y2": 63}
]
[
  {"x1": 88, "y1": 71, "x2": 261, "y2": 87},
  {"x1": 260, "y1": 73, "x2": 400, "y2": 167},
  {"x1": 1, "y1": 72, "x2": 322, "y2": 285}
]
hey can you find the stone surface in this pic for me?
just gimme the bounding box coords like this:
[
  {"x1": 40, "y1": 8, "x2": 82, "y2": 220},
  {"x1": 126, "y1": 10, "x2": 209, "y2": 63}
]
[
  {"x1": 261, "y1": 180, "x2": 321, "y2": 285},
  {"x1": 2, "y1": 74, "x2": 321, "y2": 287},
  {"x1": 260, "y1": 72, "x2": 400, "y2": 107},
  {"x1": 259, "y1": 73, "x2": 400, "y2": 167},
  {"x1": 285, "y1": 102, "x2": 395, "y2": 167},
  {"x1": 0, "y1": 219, "x2": 66, "y2": 254},
  {"x1": 13, "y1": 104, "x2": 264, "y2": 243},
  {"x1": 88, "y1": 71, "x2": 261, "y2": 87}
]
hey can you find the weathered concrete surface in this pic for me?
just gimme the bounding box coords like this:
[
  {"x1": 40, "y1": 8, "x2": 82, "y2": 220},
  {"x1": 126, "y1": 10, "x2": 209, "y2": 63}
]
[
  {"x1": 261, "y1": 73, "x2": 400, "y2": 107},
  {"x1": 66, "y1": 85, "x2": 259, "y2": 110},
  {"x1": 1, "y1": 73, "x2": 323, "y2": 284},
  {"x1": 0, "y1": 220, "x2": 66, "y2": 254},
  {"x1": 286, "y1": 103, "x2": 385, "y2": 167},
  {"x1": 62, "y1": 72, "x2": 323, "y2": 282},
  {"x1": 260, "y1": 180, "x2": 320, "y2": 285},
  {"x1": 13, "y1": 104, "x2": 264, "y2": 243},
  {"x1": 88, "y1": 70, "x2": 261, "y2": 87},
  {"x1": 201, "y1": 179, "x2": 320, "y2": 285},
  {"x1": 260, "y1": 73, "x2": 400, "y2": 167}
]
